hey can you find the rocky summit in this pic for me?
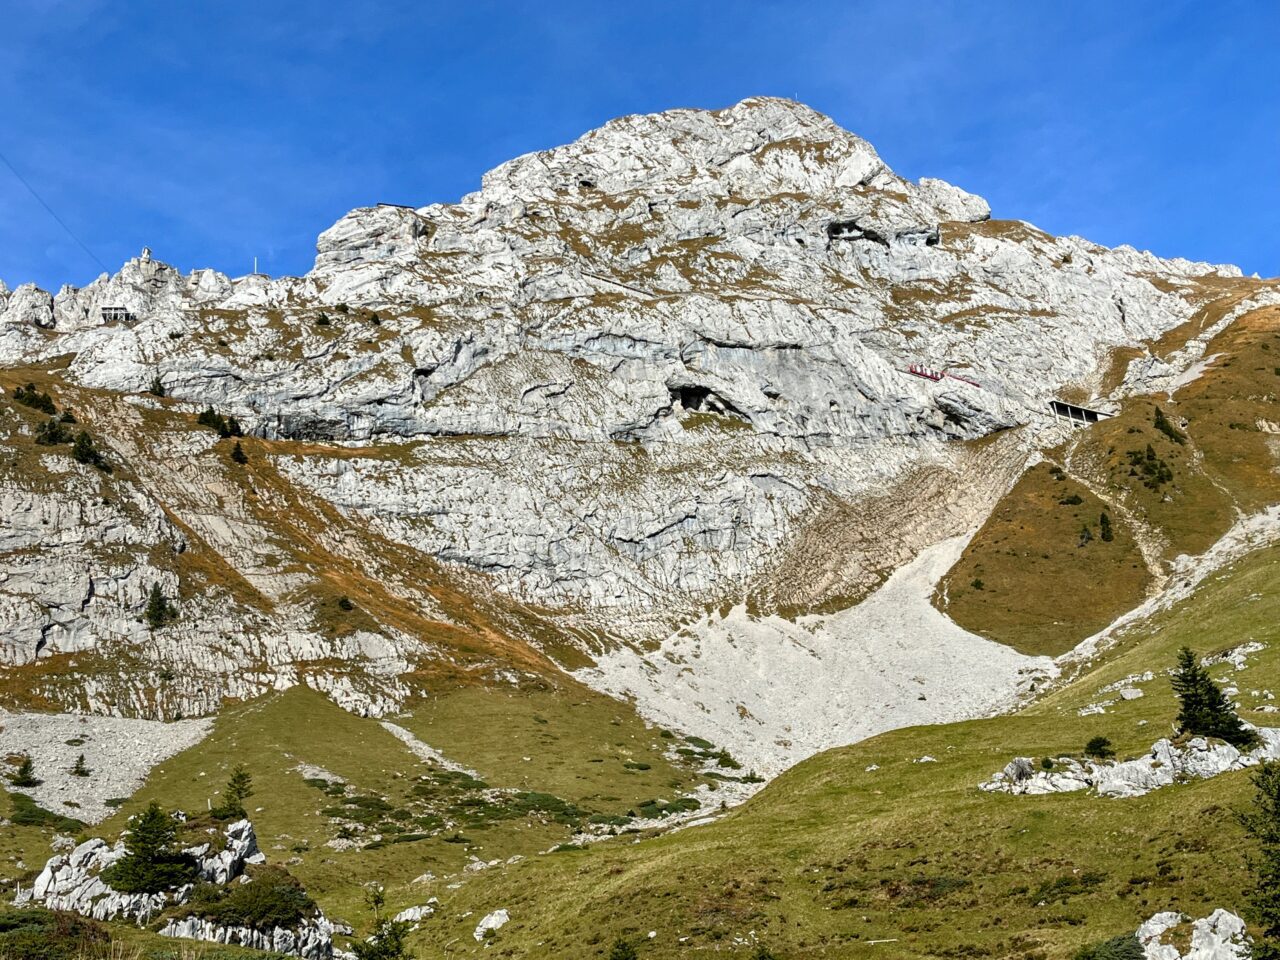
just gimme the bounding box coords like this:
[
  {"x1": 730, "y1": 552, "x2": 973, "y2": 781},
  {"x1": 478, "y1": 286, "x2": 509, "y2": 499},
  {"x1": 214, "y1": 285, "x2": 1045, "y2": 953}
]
[{"x1": 1, "y1": 98, "x2": 1279, "y2": 959}]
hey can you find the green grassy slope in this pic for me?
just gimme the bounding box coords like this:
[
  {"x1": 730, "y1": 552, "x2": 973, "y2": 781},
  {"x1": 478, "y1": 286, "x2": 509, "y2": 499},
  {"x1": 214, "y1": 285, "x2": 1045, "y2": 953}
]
[
  {"x1": 941, "y1": 302, "x2": 1280, "y2": 656},
  {"x1": 402, "y1": 542, "x2": 1278, "y2": 959},
  {"x1": 7, "y1": 535, "x2": 1270, "y2": 958}
]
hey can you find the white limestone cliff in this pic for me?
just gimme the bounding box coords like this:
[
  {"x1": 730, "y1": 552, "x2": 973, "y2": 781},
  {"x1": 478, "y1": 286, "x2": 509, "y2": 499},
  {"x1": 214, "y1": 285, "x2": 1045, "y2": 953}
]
[{"x1": 0, "y1": 97, "x2": 1270, "y2": 769}]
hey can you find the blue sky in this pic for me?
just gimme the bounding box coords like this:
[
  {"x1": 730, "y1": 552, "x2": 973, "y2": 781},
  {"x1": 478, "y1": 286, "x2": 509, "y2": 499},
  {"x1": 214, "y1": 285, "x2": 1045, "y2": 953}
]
[{"x1": 2, "y1": 1, "x2": 1276, "y2": 291}]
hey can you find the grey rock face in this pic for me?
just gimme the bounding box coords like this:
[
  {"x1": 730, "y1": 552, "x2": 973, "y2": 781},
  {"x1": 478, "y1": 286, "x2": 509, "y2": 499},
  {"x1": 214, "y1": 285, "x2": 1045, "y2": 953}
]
[{"x1": 0, "y1": 97, "x2": 1265, "y2": 735}]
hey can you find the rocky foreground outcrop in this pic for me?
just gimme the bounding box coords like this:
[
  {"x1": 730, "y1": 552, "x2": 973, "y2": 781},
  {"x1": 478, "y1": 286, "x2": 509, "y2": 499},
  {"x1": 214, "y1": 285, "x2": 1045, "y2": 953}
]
[
  {"x1": 981, "y1": 727, "x2": 1280, "y2": 798},
  {"x1": 17, "y1": 818, "x2": 265, "y2": 922},
  {"x1": 16, "y1": 818, "x2": 335, "y2": 958},
  {"x1": 157, "y1": 915, "x2": 334, "y2": 960}
]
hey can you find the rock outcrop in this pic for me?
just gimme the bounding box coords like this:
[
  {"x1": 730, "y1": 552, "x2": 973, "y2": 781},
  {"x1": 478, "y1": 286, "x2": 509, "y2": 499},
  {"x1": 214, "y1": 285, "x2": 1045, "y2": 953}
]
[
  {"x1": 1137, "y1": 909, "x2": 1251, "y2": 960},
  {"x1": 17, "y1": 818, "x2": 266, "y2": 922},
  {"x1": 157, "y1": 915, "x2": 334, "y2": 960},
  {"x1": 980, "y1": 728, "x2": 1280, "y2": 798}
]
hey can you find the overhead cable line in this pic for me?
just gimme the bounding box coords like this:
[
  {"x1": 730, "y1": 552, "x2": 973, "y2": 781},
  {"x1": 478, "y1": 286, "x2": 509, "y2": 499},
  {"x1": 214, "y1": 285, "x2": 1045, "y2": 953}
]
[{"x1": 0, "y1": 147, "x2": 111, "y2": 274}]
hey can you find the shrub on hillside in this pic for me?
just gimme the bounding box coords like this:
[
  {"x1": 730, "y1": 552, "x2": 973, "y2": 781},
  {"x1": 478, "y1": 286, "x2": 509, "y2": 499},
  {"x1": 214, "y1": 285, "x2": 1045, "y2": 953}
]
[
  {"x1": 1084, "y1": 736, "x2": 1116, "y2": 759},
  {"x1": 0, "y1": 906, "x2": 109, "y2": 960},
  {"x1": 12, "y1": 383, "x2": 56, "y2": 414},
  {"x1": 8, "y1": 793, "x2": 83, "y2": 832},
  {"x1": 1073, "y1": 933, "x2": 1143, "y2": 960},
  {"x1": 351, "y1": 919, "x2": 413, "y2": 960},
  {"x1": 34, "y1": 417, "x2": 72, "y2": 445},
  {"x1": 197, "y1": 406, "x2": 244, "y2": 439},
  {"x1": 71, "y1": 430, "x2": 110, "y2": 471},
  {"x1": 145, "y1": 583, "x2": 178, "y2": 629},
  {"x1": 1171, "y1": 647, "x2": 1259, "y2": 749},
  {"x1": 188, "y1": 865, "x2": 316, "y2": 931},
  {"x1": 608, "y1": 939, "x2": 638, "y2": 960}
]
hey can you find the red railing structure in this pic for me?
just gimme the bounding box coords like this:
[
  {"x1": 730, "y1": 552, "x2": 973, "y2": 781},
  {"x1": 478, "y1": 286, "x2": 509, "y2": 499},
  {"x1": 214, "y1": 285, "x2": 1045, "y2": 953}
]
[
  {"x1": 906, "y1": 363, "x2": 944, "y2": 381},
  {"x1": 945, "y1": 372, "x2": 981, "y2": 388}
]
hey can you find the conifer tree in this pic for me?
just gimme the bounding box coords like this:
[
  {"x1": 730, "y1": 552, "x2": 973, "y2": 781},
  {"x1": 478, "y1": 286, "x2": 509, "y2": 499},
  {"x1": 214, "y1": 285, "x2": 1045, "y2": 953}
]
[
  {"x1": 71, "y1": 753, "x2": 90, "y2": 777},
  {"x1": 72, "y1": 430, "x2": 96, "y2": 464},
  {"x1": 1171, "y1": 647, "x2": 1258, "y2": 748},
  {"x1": 213, "y1": 764, "x2": 254, "y2": 819},
  {"x1": 231, "y1": 441, "x2": 248, "y2": 464},
  {"x1": 9, "y1": 753, "x2": 39, "y2": 787},
  {"x1": 145, "y1": 583, "x2": 176, "y2": 629},
  {"x1": 101, "y1": 801, "x2": 197, "y2": 893},
  {"x1": 1100, "y1": 512, "x2": 1114, "y2": 542}
]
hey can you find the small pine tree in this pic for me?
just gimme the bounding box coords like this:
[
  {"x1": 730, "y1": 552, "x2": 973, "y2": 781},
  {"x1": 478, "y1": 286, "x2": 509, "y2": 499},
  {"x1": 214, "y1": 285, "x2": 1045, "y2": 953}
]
[
  {"x1": 148, "y1": 375, "x2": 166, "y2": 398},
  {"x1": 71, "y1": 753, "x2": 91, "y2": 777},
  {"x1": 338, "y1": 596, "x2": 355, "y2": 611},
  {"x1": 9, "y1": 753, "x2": 39, "y2": 787},
  {"x1": 145, "y1": 583, "x2": 176, "y2": 629},
  {"x1": 1239, "y1": 761, "x2": 1280, "y2": 960},
  {"x1": 608, "y1": 939, "x2": 638, "y2": 960},
  {"x1": 752, "y1": 945, "x2": 779, "y2": 960},
  {"x1": 72, "y1": 430, "x2": 96, "y2": 464},
  {"x1": 213, "y1": 764, "x2": 254, "y2": 820},
  {"x1": 351, "y1": 920, "x2": 412, "y2": 960},
  {"x1": 226, "y1": 416, "x2": 243, "y2": 437},
  {"x1": 1099, "y1": 513, "x2": 1113, "y2": 542},
  {"x1": 231, "y1": 441, "x2": 248, "y2": 465},
  {"x1": 1171, "y1": 647, "x2": 1259, "y2": 749},
  {"x1": 1078, "y1": 523, "x2": 1093, "y2": 546},
  {"x1": 101, "y1": 801, "x2": 198, "y2": 893}
]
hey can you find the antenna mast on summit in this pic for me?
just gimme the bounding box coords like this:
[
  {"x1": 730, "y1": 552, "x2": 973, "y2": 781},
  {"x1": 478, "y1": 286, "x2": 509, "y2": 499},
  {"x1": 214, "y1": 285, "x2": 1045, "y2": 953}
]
[{"x1": 253, "y1": 256, "x2": 258, "y2": 275}]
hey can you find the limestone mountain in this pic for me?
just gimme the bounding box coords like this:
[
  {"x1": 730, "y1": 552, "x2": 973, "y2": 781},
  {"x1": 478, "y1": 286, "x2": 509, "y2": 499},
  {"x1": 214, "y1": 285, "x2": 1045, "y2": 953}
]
[{"x1": 1, "y1": 97, "x2": 1279, "y2": 959}]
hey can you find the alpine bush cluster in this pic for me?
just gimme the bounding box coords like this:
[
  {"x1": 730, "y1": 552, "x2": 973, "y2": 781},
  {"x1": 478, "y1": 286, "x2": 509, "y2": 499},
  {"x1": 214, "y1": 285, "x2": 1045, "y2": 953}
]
[{"x1": 12, "y1": 382, "x2": 56, "y2": 414}]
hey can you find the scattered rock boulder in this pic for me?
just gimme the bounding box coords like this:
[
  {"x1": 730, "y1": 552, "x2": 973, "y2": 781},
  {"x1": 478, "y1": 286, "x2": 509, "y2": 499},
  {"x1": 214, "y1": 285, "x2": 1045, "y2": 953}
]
[
  {"x1": 1137, "y1": 908, "x2": 1250, "y2": 960},
  {"x1": 474, "y1": 908, "x2": 510, "y2": 941}
]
